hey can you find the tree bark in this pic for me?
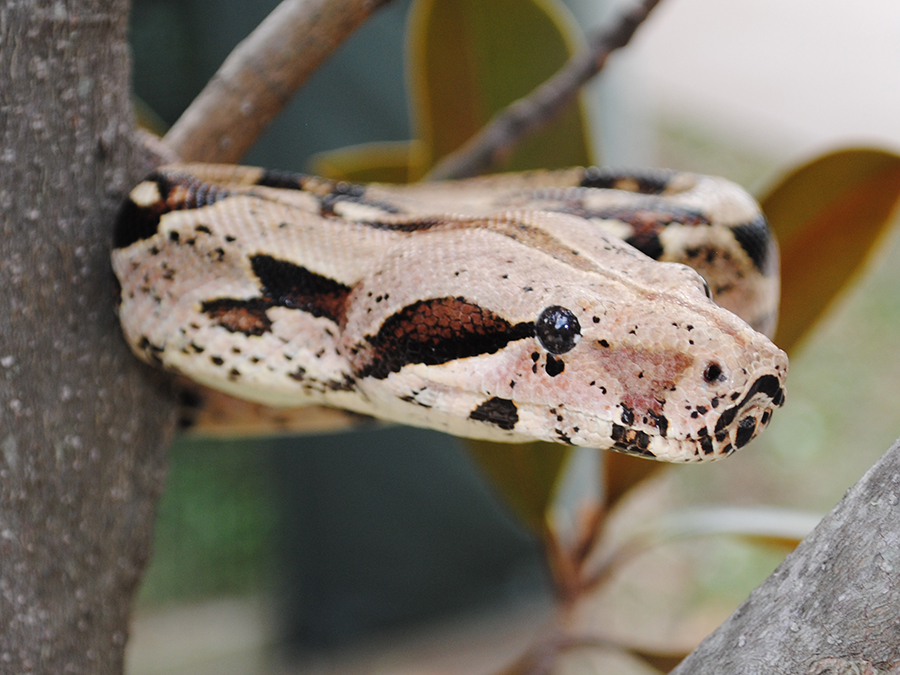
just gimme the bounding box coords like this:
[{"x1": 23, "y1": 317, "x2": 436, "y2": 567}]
[
  {"x1": 0, "y1": 2, "x2": 178, "y2": 672},
  {"x1": 673, "y1": 438, "x2": 900, "y2": 674}
]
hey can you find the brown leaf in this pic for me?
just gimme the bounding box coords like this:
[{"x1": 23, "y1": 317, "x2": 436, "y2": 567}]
[{"x1": 760, "y1": 148, "x2": 900, "y2": 353}]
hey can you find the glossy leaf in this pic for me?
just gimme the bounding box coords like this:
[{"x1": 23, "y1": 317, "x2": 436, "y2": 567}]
[
  {"x1": 604, "y1": 451, "x2": 663, "y2": 513},
  {"x1": 309, "y1": 141, "x2": 423, "y2": 184},
  {"x1": 406, "y1": 0, "x2": 593, "y2": 178},
  {"x1": 465, "y1": 440, "x2": 570, "y2": 534},
  {"x1": 760, "y1": 147, "x2": 900, "y2": 353}
]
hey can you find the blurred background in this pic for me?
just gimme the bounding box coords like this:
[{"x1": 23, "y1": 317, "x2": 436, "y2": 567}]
[{"x1": 125, "y1": 0, "x2": 900, "y2": 673}]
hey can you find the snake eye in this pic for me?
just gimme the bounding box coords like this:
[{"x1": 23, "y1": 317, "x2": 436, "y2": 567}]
[
  {"x1": 701, "y1": 277, "x2": 713, "y2": 300},
  {"x1": 536, "y1": 306, "x2": 581, "y2": 354},
  {"x1": 703, "y1": 362, "x2": 724, "y2": 383}
]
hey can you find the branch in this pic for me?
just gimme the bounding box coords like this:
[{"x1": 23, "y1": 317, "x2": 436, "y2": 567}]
[
  {"x1": 165, "y1": 0, "x2": 392, "y2": 163},
  {"x1": 672, "y1": 438, "x2": 900, "y2": 673},
  {"x1": 426, "y1": 0, "x2": 662, "y2": 181},
  {"x1": 0, "y1": 4, "x2": 177, "y2": 671}
]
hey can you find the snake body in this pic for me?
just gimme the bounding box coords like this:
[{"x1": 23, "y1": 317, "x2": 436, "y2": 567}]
[{"x1": 112, "y1": 164, "x2": 787, "y2": 462}]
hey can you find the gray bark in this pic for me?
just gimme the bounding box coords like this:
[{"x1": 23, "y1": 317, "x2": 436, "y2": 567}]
[
  {"x1": 673, "y1": 438, "x2": 900, "y2": 674},
  {"x1": 0, "y1": 2, "x2": 178, "y2": 672}
]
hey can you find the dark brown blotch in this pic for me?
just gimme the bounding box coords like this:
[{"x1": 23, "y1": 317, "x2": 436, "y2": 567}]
[
  {"x1": 355, "y1": 296, "x2": 534, "y2": 379},
  {"x1": 647, "y1": 410, "x2": 668, "y2": 437},
  {"x1": 731, "y1": 215, "x2": 773, "y2": 272},
  {"x1": 580, "y1": 167, "x2": 674, "y2": 194},
  {"x1": 587, "y1": 205, "x2": 710, "y2": 260},
  {"x1": 610, "y1": 423, "x2": 656, "y2": 457},
  {"x1": 137, "y1": 336, "x2": 165, "y2": 366},
  {"x1": 250, "y1": 254, "x2": 351, "y2": 325},
  {"x1": 319, "y1": 182, "x2": 402, "y2": 217},
  {"x1": 255, "y1": 169, "x2": 306, "y2": 190},
  {"x1": 113, "y1": 172, "x2": 232, "y2": 248},
  {"x1": 545, "y1": 355, "x2": 565, "y2": 377},
  {"x1": 201, "y1": 298, "x2": 273, "y2": 336},
  {"x1": 735, "y1": 416, "x2": 757, "y2": 448},
  {"x1": 469, "y1": 397, "x2": 519, "y2": 431}
]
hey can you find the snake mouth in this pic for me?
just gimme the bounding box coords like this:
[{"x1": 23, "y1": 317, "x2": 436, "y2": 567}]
[
  {"x1": 603, "y1": 371, "x2": 785, "y2": 462},
  {"x1": 608, "y1": 409, "x2": 778, "y2": 463}
]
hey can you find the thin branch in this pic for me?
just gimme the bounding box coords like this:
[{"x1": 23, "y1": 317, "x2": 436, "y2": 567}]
[
  {"x1": 165, "y1": 0, "x2": 392, "y2": 163},
  {"x1": 426, "y1": 0, "x2": 663, "y2": 181}
]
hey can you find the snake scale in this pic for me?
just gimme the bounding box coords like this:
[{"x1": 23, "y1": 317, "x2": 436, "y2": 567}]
[{"x1": 112, "y1": 164, "x2": 787, "y2": 462}]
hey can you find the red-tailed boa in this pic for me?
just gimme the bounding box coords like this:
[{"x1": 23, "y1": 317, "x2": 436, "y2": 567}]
[{"x1": 112, "y1": 164, "x2": 787, "y2": 462}]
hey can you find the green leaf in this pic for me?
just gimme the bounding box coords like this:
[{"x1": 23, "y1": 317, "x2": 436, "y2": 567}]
[
  {"x1": 406, "y1": 0, "x2": 594, "y2": 178},
  {"x1": 133, "y1": 95, "x2": 169, "y2": 136},
  {"x1": 309, "y1": 141, "x2": 423, "y2": 183},
  {"x1": 464, "y1": 440, "x2": 570, "y2": 534},
  {"x1": 760, "y1": 148, "x2": 900, "y2": 353}
]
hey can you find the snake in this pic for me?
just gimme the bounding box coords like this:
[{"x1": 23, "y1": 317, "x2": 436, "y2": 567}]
[{"x1": 111, "y1": 163, "x2": 787, "y2": 462}]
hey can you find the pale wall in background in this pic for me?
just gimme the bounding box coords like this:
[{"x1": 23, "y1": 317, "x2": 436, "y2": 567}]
[{"x1": 631, "y1": 0, "x2": 900, "y2": 157}]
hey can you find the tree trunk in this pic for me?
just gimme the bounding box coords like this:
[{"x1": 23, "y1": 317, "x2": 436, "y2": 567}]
[
  {"x1": 0, "y1": 2, "x2": 178, "y2": 672},
  {"x1": 673, "y1": 438, "x2": 900, "y2": 674}
]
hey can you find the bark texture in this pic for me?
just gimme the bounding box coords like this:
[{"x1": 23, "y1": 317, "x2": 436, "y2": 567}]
[
  {"x1": 0, "y1": 2, "x2": 178, "y2": 672},
  {"x1": 673, "y1": 438, "x2": 900, "y2": 674}
]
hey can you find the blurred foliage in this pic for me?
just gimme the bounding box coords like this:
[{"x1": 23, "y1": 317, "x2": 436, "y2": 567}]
[
  {"x1": 405, "y1": 0, "x2": 592, "y2": 178},
  {"x1": 137, "y1": 438, "x2": 278, "y2": 606},
  {"x1": 760, "y1": 148, "x2": 900, "y2": 353},
  {"x1": 312, "y1": 0, "x2": 592, "y2": 182},
  {"x1": 465, "y1": 440, "x2": 570, "y2": 534},
  {"x1": 310, "y1": 140, "x2": 422, "y2": 184},
  {"x1": 133, "y1": 95, "x2": 170, "y2": 136}
]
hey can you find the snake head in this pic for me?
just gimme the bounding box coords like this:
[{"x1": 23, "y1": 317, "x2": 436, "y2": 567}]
[
  {"x1": 344, "y1": 211, "x2": 787, "y2": 462},
  {"x1": 113, "y1": 168, "x2": 786, "y2": 462},
  {"x1": 536, "y1": 293, "x2": 789, "y2": 461},
  {"x1": 466, "y1": 281, "x2": 787, "y2": 461}
]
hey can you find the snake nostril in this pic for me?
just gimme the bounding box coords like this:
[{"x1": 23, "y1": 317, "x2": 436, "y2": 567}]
[{"x1": 703, "y1": 362, "x2": 723, "y2": 383}]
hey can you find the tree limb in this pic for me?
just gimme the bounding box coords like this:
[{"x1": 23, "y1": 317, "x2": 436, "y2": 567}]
[
  {"x1": 165, "y1": 0, "x2": 393, "y2": 163},
  {"x1": 672, "y1": 438, "x2": 900, "y2": 674},
  {"x1": 426, "y1": 0, "x2": 662, "y2": 181},
  {"x1": 0, "y1": 2, "x2": 179, "y2": 672}
]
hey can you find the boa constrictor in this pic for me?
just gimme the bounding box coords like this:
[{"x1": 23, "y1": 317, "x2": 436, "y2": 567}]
[{"x1": 112, "y1": 164, "x2": 787, "y2": 462}]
